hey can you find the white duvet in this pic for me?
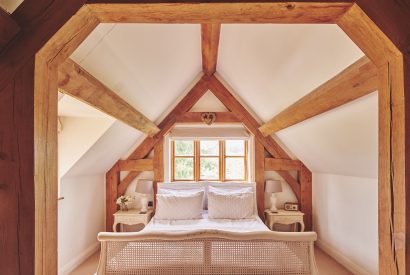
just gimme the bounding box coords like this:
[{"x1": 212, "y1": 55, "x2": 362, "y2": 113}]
[{"x1": 143, "y1": 211, "x2": 270, "y2": 233}]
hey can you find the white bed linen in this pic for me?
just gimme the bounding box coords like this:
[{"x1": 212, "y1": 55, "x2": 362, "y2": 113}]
[{"x1": 143, "y1": 211, "x2": 269, "y2": 233}]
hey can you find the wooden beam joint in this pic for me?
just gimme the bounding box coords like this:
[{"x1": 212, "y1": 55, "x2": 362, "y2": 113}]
[{"x1": 264, "y1": 158, "x2": 302, "y2": 171}]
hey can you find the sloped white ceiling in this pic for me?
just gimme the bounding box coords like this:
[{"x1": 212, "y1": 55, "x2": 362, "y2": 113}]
[
  {"x1": 65, "y1": 121, "x2": 142, "y2": 177},
  {"x1": 218, "y1": 24, "x2": 376, "y2": 178},
  {"x1": 59, "y1": 94, "x2": 110, "y2": 118},
  {"x1": 218, "y1": 24, "x2": 364, "y2": 121},
  {"x1": 67, "y1": 23, "x2": 377, "y2": 179},
  {"x1": 70, "y1": 23, "x2": 202, "y2": 123}
]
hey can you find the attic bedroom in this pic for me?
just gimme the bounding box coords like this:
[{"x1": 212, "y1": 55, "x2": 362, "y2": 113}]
[
  {"x1": 1, "y1": 2, "x2": 409, "y2": 275},
  {"x1": 56, "y1": 22, "x2": 376, "y2": 274}
]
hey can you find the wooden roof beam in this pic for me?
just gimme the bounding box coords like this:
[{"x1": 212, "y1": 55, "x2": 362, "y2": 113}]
[
  {"x1": 259, "y1": 56, "x2": 378, "y2": 136},
  {"x1": 201, "y1": 23, "x2": 221, "y2": 76},
  {"x1": 58, "y1": 59, "x2": 160, "y2": 136},
  {"x1": 0, "y1": 8, "x2": 19, "y2": 50}
]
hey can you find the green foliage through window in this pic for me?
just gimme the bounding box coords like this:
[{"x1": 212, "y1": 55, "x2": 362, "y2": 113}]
[{"x1": 172, "y1": 139, "x2": 247, "y2": 181}]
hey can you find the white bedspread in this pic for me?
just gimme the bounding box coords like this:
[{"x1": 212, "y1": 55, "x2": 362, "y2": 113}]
[{"x1": 143, "y1": 211, "x2": 269, "y2": 232}]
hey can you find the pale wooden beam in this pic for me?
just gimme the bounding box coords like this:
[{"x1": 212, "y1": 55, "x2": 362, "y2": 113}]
[
  {"x1": 106, "y1": 165, "x2": 120, "y2": 232},
  {"x1": 201, "y1": 23, "x2": 221, "y2": 76},
  {"x1": 255, "y1": 141, "x2": 265, "y2": 220},
  {"x1": 58, "y1": 59, "x2": 160, "y2": 136},
  {"x1": 88, "y1": 3, "x2": 352, "y2": 24},
  {"x1": 0, "y1": 8, "x2": 19, "y2": 49},
  {"x1": 176, "y1": 112, "x2": 240, "y2": 123},
  {"x1": 117, "y1": 159, "x2": 153, "y2": 171},
  {"x1": 265, "y1": 158, "x2": 302, "y2": 171},
  {"x1": 153, "y1": 138, "x2": 165, "y2": 212},
  {"x1": 259, "y1": 56, "x2": 378, "y2": 136},
  {"x1": 300, "y1": 164, "x2": 312, "y2": 231}
]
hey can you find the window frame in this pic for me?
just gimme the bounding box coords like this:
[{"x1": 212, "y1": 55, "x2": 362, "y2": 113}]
[
  {"x1": 171, "y1": 139, "x2": 248, "y2": 182},
  {"x1": 171, "y1": 139, "x2": 196, "y2": 181},
  {"x1": 223, "y1": 139, "x2": 248, "y2": 181}
]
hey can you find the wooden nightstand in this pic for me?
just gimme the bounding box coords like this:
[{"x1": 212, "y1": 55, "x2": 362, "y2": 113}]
[
  {"x1": 113, "y1": 209, "x2": 153, "y2": 232},
  {"x1": 264, "y1": 209, "x2": 305, "y2": 232}
]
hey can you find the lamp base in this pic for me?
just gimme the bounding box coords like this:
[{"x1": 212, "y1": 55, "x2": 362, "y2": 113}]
[
  {"x1": 140, "y1": 195, "x2": 148, "y2": 214},
  {"x1": 270, "y1": 193, "x2": 279, "y2": 213}
]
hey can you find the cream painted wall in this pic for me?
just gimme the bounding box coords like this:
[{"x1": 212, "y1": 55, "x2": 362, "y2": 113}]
[
  {"x1": 58, "y1": 175, "x2": 105, "y2": 275},
  {"x1": 313, "y1": 173, "x2": 378, "y2": 274},
  {"x1": 58, "y1": 116, "x2": 114, "y2": 178}
]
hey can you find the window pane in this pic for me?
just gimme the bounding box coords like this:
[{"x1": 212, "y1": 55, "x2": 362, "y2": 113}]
[
  {"x1": 200, "y1": 157, "x2": 219, "y2": 180},
  {"x1": 174, "y1": 140, "x2": 194, "y2": 156},
  {"x1": 174, "y1": 158, "x2": 194, "y2": 180},
  {"x1": 225, "y1": 158, "x2": 245, "y2": 180},
  {"x1": 225, "y1": 140, "x2": 245, "y2": 156},
  {"x1": 200, "y1": 140, "x2": 219, "y2": 156}
]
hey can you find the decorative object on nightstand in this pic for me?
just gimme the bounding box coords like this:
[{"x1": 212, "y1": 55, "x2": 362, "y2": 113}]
[
  {"x1": 116, "y1": 195, "x2": 134, "y2": 211},
  {"x1": 284, "y1": 202, "x2": 299, "y2": 211},
  {"x1": 265, "y1": 180, "x2": 282, "y2": 213},
  {"x1": 113, "y1": 209, "x2": 153, "y2": 232},
  {"x1": 135, "y1": 180, "x2": 153, "y2": 214},
  {"x1": 265, "y1": 209, "x2": 305, "y2": 232}
]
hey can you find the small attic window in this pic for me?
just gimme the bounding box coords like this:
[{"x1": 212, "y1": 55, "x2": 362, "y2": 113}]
[{"x1": 171, "y1": 139, "x2": 248, "y2": 182}]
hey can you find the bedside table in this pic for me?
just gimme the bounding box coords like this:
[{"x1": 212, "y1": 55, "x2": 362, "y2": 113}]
[
  {"x1": 264, "y1": 209, "x2": 305, "y2": 232},
  {"x1": 113, "y1": 209, "x2": 153, "y2": 232}
]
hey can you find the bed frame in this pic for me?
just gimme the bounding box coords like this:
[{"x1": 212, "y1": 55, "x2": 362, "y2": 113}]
[
  {"x1": 96, "y1": 182, "x2": 317, "y2": 274},
  {"x1": 97, "y1": 229, "x2": 318, "y2": 274}
]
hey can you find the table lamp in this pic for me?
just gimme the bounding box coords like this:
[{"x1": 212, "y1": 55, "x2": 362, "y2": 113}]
[
  {"x1": 265, "y1": 180, "x2": 283, "y2": 213},
  {"x1": 135, "y1": 180, "x2": 153, "y2": 214}
]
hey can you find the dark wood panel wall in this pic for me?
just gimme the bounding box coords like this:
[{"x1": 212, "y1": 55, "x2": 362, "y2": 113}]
[{"x1": 0, "y1": 58, "x2": 35, "y2": 274}]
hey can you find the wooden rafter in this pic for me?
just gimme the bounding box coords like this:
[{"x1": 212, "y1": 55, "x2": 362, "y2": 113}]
[
  {"x1": 208, "y1": 75, "x2": 301, "y2": 200},
  {"x1": 201, "y1": 23, "x2": 221, "y2": 76},
  {"x1": 0, "y1": 8, "x2": 19, "y2": 50},
  {"x1": 259, "y1": 56, "x2": 378, "y2": 136},
  {"x1": 58, "y1": 59, "x2": 160, "y2": 136},
  {"x1": 87, "y1": 2, "x2": 352, "y2": 24}
]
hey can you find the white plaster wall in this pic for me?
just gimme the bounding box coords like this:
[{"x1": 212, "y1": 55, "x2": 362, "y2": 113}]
[
  {"x1": 313, "y1": 173, "x2": 378, "y2": 274},
  {"x1": 58, "y1": 116, "x2": 114, "y2": 178},
  {"x1": 58, "y1": 174, "x2": 105, "y2": 275}
]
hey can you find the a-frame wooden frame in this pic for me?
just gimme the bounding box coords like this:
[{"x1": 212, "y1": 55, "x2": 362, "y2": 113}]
[
  {"x1": 0, "y1": 1, "x2": 408, "y2": 274},
  {"x1": 106, "y1": 74, "x2": 311, "y2": 230}
]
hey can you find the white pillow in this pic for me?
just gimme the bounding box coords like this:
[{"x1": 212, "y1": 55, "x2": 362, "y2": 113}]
[
  {"x1": 155, "y1": 191, "x2": 204, "y2": 220},
  {"x1": 207, "y1": 191, "x2": 254, "y2": 219},
  {"x1": 208, "y1": 186, "x2": 253, "y2": 195},
  {"x1": 159, "y1": 188, "x2": 206, "y2": 209}
]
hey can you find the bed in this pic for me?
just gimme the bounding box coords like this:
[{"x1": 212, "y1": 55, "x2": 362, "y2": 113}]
[{"x1": 96, "y1": 182, "x2": 318, "y2": 274}]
